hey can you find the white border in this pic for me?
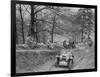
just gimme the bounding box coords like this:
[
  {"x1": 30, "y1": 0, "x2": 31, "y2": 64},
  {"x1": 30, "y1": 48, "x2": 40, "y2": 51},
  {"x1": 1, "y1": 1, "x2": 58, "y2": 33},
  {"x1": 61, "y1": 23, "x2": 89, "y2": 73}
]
[{"x1": 0, "y1": 0, "x2": 99, "y2": 77}]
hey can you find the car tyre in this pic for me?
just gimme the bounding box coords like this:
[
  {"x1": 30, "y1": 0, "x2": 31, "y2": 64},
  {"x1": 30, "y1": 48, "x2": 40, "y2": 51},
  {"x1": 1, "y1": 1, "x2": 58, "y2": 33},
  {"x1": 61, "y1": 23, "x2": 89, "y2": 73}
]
[{"x1": 68, "y1": 59, "x2": 73, "y2": 70}]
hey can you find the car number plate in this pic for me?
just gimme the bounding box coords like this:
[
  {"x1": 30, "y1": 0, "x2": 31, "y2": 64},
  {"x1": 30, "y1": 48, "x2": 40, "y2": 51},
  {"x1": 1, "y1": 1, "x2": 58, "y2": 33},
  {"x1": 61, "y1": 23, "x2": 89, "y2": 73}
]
[{"x1": 59, "y1": 61, "x2": 67, "y2": 65}]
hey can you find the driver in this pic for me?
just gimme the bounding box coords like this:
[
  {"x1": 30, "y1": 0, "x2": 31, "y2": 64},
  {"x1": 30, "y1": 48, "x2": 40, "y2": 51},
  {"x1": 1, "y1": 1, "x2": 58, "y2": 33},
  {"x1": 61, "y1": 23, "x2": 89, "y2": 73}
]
[{"x1": 60, "y1": 49, "x2": 74, "y2": 60}]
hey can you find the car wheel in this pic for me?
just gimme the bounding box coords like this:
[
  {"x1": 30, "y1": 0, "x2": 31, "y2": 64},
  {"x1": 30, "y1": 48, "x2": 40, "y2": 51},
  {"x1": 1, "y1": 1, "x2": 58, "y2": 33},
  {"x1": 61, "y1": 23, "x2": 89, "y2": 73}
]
[
  {"x1": 55, "y1": 57, "x2": 59, "y2": 67},
  {"x1": 68, "y1": 59, "x2": 73, "y2": 70}
]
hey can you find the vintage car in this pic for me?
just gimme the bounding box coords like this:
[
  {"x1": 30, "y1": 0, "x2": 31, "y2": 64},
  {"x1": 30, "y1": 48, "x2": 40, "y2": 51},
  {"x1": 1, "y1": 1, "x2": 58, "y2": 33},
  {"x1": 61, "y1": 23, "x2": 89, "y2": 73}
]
[{"x1": 55, "y1": 49, "x2": 74, "y2": 70}]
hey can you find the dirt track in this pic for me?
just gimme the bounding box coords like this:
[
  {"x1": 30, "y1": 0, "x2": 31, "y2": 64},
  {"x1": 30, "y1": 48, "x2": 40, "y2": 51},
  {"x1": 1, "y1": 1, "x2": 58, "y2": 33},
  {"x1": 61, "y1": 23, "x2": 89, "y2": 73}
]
[
  {"x1": 16, "y1": 47, "x2": 95, "y2": 73},
  {"x1": 33, "y1": 47, "x2": 94, "y2": 72}
]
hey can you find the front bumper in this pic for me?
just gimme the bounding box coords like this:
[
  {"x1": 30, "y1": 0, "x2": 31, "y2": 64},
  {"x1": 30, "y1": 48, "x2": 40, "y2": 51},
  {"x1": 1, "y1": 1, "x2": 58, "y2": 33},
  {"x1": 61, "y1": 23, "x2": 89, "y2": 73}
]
[{"x1": 59, "y1": 61, "x2": 68, "y2": 66}]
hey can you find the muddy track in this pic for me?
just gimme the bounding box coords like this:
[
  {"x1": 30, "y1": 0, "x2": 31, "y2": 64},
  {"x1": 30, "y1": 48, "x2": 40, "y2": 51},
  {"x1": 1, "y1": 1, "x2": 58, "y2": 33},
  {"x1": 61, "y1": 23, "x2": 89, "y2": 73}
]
[
  {"x1": 32, "y1": 47, "x2": 94, "y2": 72},
  {"x1": 33, "y1": 59, "x2": 69, "y2": 72},
  {"x1": 16, "y1": 47, "x2": 94, "y2": 73}
]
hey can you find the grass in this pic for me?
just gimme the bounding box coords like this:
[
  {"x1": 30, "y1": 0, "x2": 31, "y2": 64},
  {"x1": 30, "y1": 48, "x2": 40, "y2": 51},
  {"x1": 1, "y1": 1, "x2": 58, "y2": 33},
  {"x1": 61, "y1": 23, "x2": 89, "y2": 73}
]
[
  {"x1": 73, "y1": 47, "x2": 95, "y2": 69},
  {"x1": 16, "y1": 50, "x2": 60, "y2": 73}
]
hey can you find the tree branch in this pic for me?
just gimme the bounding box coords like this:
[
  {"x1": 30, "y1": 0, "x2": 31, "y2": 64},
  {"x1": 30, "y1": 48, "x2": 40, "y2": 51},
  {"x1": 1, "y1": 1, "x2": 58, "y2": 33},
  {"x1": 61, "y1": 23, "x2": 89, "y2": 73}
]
[
  {"x1": 35, "y1": 18, "x2": 53, "y2": 24},
  {"x1": 23, "y1": 5, "x2": 31, "y2": 14},
  {"x1": 23, "y1": 5, "x2": 49, "y2": 15},
  {"x1": 37, "y1": 29, "x2": 50, "y2": 33},
  {"x1": 34, "y1": 6, "x2": 48, "y2": 14}
]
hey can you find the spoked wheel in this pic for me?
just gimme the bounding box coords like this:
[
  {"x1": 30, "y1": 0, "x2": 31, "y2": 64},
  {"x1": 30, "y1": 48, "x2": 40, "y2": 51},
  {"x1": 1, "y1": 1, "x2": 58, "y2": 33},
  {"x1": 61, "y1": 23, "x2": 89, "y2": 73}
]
[
  {"x1": 68, "y1": 59, "x2": 74, "y2": 70},
  {"x1": 55, "y1": 57, "x2": 60, "y2": 67}
]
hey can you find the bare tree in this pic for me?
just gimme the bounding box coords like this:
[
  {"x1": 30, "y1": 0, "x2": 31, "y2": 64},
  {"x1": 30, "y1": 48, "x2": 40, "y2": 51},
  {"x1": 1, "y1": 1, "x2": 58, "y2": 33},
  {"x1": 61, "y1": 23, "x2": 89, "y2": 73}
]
[
  {"x1": 19, "y1": 4, "x2": 25, "y2": 44},
  {"x1": 77, "y1": 8, "x2": 94, "y2": 42},
  {"x1": 51, "y1": 15, "x2": 56, "y2": 43}
]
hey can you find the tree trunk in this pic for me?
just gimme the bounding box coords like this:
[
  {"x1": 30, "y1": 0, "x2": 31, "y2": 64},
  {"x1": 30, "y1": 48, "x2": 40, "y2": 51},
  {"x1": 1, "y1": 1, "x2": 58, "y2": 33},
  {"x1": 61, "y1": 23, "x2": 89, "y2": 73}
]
[
  {"x1": 43, "y1": 32, "x2": 46, "y2": 44},
  {"x1": 81, "y1": 29, "x2": 84, "y2": 42},
  {"x1": 51, "y1": 15, "x2": 56, "y2": 43},
  {"x1": 51, "y1": 24, "x2": 55, "y2": 43},
  {"x1": 19, "y1": 4, "x2": 25, "y2": 44},
  {"x1": 35, "y1": 15, "x2": 39, "y2": 43},
  {"x1": 35, "y1": 25, "x2": 38, "y2": 43},
  {"x1": 30, "y1": 4, "x2": 36, "y2": 40},
  {"x1": 16, "y1": 23, "x2": 18, "y2": 44},
  {"x1": 16, "y1": 29, "x2": 18, "y2": 44},
  {"x1": 37, "y1": 24, "x2": 40, "y2": 43},
  {"x1": 30, "y1": 4, "x2": 39, "y2": 43},
  {"x1": 81, "y1": 18, "x2": 85, "y2": 42}
]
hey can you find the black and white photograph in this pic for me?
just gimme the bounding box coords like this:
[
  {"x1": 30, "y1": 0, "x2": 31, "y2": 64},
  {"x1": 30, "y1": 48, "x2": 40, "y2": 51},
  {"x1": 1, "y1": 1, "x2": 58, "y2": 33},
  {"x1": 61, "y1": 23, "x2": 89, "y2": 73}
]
[{"x1": 11, "y1": 0, "x2": 97, "y2": 76}]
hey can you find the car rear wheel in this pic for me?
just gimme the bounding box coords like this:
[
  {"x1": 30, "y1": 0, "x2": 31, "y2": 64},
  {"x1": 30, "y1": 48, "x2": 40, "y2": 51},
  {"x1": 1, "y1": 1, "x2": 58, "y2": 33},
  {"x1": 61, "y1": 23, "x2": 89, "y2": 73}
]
[{"x1": 68, "y1": 59, "x2": 73, "y2": 70}]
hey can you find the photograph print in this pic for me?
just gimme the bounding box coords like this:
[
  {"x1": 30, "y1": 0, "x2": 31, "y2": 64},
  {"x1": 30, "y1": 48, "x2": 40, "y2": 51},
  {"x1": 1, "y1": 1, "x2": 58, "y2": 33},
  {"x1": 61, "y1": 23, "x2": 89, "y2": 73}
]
[{"x1": 11, "y1": 0, "x2": 97, "y2": 76}]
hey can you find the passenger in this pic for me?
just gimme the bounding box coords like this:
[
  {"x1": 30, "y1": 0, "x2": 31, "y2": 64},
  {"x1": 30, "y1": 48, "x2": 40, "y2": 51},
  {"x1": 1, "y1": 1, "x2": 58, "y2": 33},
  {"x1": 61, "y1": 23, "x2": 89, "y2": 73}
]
[
  {"x1": 56, "y1": 48, "x2": 74, "y2": 66},
  {"x1": 60, "y1": 49, "x2": 74, "y2": 60}
]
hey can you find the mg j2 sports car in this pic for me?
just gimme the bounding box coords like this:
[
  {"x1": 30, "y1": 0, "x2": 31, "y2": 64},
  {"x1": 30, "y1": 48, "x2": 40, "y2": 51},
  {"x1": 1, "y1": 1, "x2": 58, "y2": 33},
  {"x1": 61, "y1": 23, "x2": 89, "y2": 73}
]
[{"x1": 55, "y1": 50, "x2": 74, "y2": 70}]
